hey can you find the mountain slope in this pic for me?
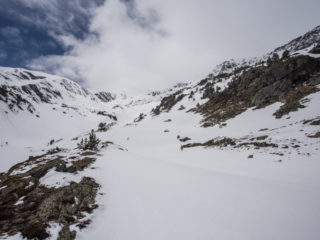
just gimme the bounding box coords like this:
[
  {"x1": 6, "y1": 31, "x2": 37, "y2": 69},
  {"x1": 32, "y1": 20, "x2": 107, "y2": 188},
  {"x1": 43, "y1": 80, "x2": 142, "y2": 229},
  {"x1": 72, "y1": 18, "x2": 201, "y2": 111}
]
[
  {"x1": 0, "y1": 26, "x2": 320, "y2": 240},
  {"x1": 210, "y1": 25, "x2": 320, "y2": 77},
  {"x1": 0, "y1": 67, "x2": 118, "y2": 172},
  {"x1": 0, "y1": 67, "x2": 115, "y2": 116},
  {"x1": 152, "y1": 26, "x2": 320, "y2": 128}
]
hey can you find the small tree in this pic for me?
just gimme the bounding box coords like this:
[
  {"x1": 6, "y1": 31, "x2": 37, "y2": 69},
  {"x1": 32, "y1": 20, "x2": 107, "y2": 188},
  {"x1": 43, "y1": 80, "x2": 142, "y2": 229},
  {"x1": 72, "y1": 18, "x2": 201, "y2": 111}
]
[
  {"x1": 272, "y1": 52, "x2": 279, "y2": 62},
  {"x1": 282, "y1": 50, "x2": 290, "y2": 59},
  {"x1": 266, "y1": 57, "x2": 272, "y2": 66},
  {"x1": 77, "y1": 130, "x2": 101, "y2": 151}
]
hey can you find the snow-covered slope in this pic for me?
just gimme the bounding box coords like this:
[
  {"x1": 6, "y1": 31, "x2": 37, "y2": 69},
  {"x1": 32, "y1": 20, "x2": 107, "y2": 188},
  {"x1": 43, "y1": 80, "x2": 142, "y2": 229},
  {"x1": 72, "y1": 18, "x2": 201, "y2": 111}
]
[
  {"x1": 0, "y1": 67, "x2": 116, "y2": 115},
  {"x1": 210, "y1": 25, "x2": 320, "y2": 77},
  {"x1": 1, "y1": 26, "x2": 320, "y2": 240},
  {"x1": 0, "y1": 67, "x2": 118, "y2": 170},
  {"x1": 79, "y1": 91, "x2": 320, "y2": 240}
]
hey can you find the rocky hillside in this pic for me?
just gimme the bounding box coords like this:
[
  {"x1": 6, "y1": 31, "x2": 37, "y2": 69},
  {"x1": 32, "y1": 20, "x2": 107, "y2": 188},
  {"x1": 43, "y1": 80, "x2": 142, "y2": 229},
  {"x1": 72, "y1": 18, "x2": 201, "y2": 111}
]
[
  {"x1": 0, "y1": 67, "x2": 115, "y2": 116},
  {"x1": 152, "y1": 25, "x2": 320, "y2": 127},
  {"x1": 210, "y1": 25, "x2": 320, "y2": 77},
  {"x1": 0, "y1": 26, "x2": 320, "y2": 240}
]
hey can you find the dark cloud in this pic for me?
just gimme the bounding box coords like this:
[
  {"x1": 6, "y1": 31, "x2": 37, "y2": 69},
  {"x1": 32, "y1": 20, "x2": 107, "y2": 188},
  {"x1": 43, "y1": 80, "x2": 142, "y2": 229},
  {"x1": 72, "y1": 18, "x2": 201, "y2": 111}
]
[
  {"x1": 0, "y1": 0, "x2": 105, "y2": 67},
  {"x1": 120, "y1": 0, "x2": 160, "y2": 30}
]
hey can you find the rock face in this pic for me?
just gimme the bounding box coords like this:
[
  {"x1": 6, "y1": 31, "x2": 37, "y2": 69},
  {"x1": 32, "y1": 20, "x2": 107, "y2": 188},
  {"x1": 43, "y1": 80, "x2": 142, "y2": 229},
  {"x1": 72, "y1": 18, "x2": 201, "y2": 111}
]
[
  {"x1": 209, "y1": 25, "x2": 320, "y2": 79},
  {"x1": 0, "y1": 67, "x2": 113, "y2": 115},
  {"x1": 274, "y1": 25, "x2": 320, "y2": 53},
  {"x1": 152, "y1": 54, "x2": 320, "y2": 127},
  {"x1": 95, "y1": 91, "x2": 116, "y2": 103},
  {"x1": 0, "y1": 150, "x2": 100, "y2": 239},
  {"x1": 152, "y1": 90, "x2": 185, "y2": 115},
  {"x1": 183, "y1": 136, "x2": 279, "y2": 149},
  {"x1": 150, "y1": 26, "x2": 320, "y2": 124},
  {"x1": 197, "y1": 55, "x2": 320, "y2": 126}
]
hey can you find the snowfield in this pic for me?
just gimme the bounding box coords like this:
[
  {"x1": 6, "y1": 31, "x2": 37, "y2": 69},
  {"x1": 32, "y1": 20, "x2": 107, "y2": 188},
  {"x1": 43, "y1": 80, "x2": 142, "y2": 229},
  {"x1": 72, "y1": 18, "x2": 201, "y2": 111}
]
[
  {"x1": 1, "y1": 39, "x2": 320, "y2": 239},
  {"x1": 1, "y1": 83, "x2": 320, "y2": 239},
  {"x1": 72, "y1": 92, "x2": 320, "y2": 240}
]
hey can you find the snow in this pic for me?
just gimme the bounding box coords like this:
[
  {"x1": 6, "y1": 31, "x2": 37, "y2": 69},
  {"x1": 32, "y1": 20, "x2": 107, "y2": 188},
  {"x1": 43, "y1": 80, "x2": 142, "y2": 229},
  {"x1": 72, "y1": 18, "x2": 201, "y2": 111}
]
[
  {"x1": 77, "y1": 149, "x2": 319, "y2": 240},
  {"x1": 0, "y1": 67, "x2": 116, "y2": 172},
  {"x1": 1, "y1": 66, "x2": 320, "y2": 239},
  {"x1": 74, "y1": 89, "x2": 320, "y2": 240},
  {"x1": 14, "y1": 197, "x2": 24, "y2": 206},
  {"x1": 46, "y1": 223, "x2": 63, "y2": 240},
  {"x1": 39, "y1": 168, "x2": 83, "y2": 188}
]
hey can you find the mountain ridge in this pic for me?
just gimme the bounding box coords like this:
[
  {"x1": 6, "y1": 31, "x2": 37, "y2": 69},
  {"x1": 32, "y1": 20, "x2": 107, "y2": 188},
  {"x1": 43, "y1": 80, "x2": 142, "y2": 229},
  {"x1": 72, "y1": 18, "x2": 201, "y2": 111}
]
[{"x1": 0, "y1": 25, "x2": 320, "y2": 240}]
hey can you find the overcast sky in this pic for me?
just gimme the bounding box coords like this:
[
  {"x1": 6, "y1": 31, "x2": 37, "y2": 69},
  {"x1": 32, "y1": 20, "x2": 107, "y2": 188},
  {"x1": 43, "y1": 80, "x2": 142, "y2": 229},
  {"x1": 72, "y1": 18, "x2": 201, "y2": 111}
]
[{"x1": 1, "y1": 0, "x2": 320, "y2": 94}]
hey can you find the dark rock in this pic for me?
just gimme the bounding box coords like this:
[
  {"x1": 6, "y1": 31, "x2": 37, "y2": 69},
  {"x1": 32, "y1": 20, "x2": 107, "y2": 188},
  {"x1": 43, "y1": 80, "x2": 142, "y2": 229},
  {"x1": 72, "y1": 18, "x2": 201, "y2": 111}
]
[
  {"x1": 81, "y1": 151, "x2": 96, "y2": 156},
  {"x1": 134, "y1": 113, "x2": 146, "y2": 123},
  {"x1": 0, "y1": 152, "x2": 100, "y2": 239},
  {"x1": 255, "y1": 135, "x2": 268, "y2": 141},
  {"x1": 309, "y1": 43, "x2": 320, "y2": 54},
  {"x1": 95, "y1": 91, "x2": 115, "y2": 103},
  {"x1": 0, "y1": 207, "x2": 14, "y2": 220},
  {"x1": 308, "y1": 132, "x2": 320, "y2": 138},
  {"x1": 62, "y1": 195, "x2": 75, "y2": 205},
  {"x1": 97, "y1": 111, "x2": 117, "y2": 121},
  {"x1": 179, "y1": 137, "x2": 191, "y2": 142},
  {"x1": 163, "y1": 55, "x2": 320, "y2": 127},
  {"x1": 152, "y1": 90, "x2": 185, "y2": 115},
  {"x1": 72, "y1": 157, "x2": 96, "y2": 172},
  {"x1": 178, "y1": 105, "x2": 185, "y2": 110},
  {"x1": 21, "y1": 221, "x2": 49, "y2": 240},
  {"x1": 76, "y1": 219, "x2": 91, "y2": 229}
]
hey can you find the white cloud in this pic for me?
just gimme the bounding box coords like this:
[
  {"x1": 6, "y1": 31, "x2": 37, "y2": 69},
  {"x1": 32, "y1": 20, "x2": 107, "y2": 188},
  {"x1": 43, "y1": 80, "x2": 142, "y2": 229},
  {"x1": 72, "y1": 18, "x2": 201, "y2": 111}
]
[{"x1": 28, "y1": 0, "x2": 320, "y2": 94}]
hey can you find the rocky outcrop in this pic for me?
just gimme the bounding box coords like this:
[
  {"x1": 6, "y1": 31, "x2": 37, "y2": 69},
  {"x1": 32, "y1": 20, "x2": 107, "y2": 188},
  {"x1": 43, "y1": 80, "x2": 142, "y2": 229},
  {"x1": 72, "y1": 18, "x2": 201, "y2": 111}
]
[
  {"x1": 151, "y1": 26, "x2": 320, "y2": 126},
  {"x1": 134, "y1": 113, "x2": 147, "y2": 123},
  {"x1": 183, "y1": 136, "x2": 279, "y2": 149},
  {"x1": 0, "y1": 67, "x2": 114, "y2": 116},
  {"x1": 309, "y1": 43, "x2": 320, "y2": 54},
  {"x1": 152, "y1": 90, "x2": 185, "y2": 115},
  {"x1": 274, "y1": 25, "x2": 320, "y2": 53},
  {"x1": 196, "y1": 55, "x2": 320, "y2": 127},
  {"x1": 95, "y1": 91, "x2": 115, "y2": 102},
  {"x1": 0, "y1": 150, "x2": 100, "y2": 239}
]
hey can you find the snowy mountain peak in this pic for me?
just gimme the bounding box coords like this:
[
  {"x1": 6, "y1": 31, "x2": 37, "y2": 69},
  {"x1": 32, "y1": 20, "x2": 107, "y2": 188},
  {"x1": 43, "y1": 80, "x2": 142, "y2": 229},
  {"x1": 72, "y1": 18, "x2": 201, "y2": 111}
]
[
  {"x1": 0, "y1": 67, "x2": 115, "y2": 115},
  {"x1": 209, "y1": 25, "x2": 320, "y2": 79},
  {"x1": 274, "y1": 25, "x2": 320, "y2": 53}
]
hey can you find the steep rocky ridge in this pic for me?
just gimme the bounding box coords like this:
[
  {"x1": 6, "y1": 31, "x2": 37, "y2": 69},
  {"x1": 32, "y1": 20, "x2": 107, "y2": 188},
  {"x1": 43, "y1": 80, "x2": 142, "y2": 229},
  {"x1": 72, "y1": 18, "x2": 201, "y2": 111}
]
[
  {"x1": 152, "y1": 25, "x2": 320, "y2": 127},
  {"x1": 197, "y1": 55, "x2": 320, "y2": 127}
]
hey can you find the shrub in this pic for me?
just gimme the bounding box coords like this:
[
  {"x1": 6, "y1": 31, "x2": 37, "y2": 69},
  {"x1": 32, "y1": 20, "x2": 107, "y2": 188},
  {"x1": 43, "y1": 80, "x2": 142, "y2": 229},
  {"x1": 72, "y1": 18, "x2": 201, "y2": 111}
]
[
  {"x1": 98, "y1": 122, "x2": 107, "y2": 131},
  {"x1": 77, "y1": 130, "x2": 101, "y2": 151},
  {"x1": 272, "y1": 52, "x2": 279, "y2": 62},
  {"x1": 47, "y1": 147, "x2": 61, "y2": 155}
]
